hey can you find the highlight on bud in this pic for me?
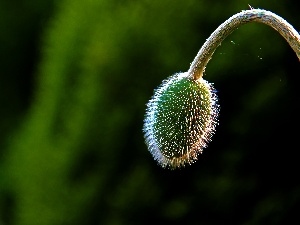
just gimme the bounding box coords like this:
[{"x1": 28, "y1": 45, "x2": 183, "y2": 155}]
[{"x1": 143, "y1": 72, "x2": 219, "y2": 169}]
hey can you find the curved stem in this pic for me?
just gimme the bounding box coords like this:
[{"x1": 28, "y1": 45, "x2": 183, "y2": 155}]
[{"x1": 188, "y1": 9, "x2": 300, "y2": 80}]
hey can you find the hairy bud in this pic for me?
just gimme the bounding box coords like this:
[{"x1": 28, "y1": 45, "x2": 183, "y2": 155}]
[{"x1": 143, "y1": 72, "x2": 219, "y2": 169}]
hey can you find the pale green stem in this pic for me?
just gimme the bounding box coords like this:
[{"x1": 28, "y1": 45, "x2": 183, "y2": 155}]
[{"x1": 188, "y1": 9, "x2": 300, "y2": 80}]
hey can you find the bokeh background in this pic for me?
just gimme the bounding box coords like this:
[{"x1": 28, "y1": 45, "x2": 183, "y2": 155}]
[{"x1": 0, "y1": 0, "x2": 299, "y2": 224}]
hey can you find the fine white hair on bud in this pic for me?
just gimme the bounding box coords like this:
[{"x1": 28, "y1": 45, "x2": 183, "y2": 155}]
[{"x1": 143, "y1": 72, "x2": 219, "y2": 169}]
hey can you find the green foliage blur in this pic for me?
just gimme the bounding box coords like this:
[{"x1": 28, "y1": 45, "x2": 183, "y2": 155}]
[{"x1": 0, "y1": 0, "x2": 299, "y2": 224}]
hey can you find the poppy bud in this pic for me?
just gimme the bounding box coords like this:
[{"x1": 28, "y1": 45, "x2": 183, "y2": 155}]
[{"x1": 143, "y1": 72, "x2": 219, "y2": 169}]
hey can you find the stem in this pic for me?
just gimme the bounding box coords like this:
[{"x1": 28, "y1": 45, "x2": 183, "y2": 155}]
[{"x1": 188, "y1": 9, "x2": 300, "y2": 80}]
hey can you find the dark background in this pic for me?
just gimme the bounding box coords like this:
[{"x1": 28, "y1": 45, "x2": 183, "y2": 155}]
[{"x1": 0, "y1": 0, "x2": 299, "y2": 224}]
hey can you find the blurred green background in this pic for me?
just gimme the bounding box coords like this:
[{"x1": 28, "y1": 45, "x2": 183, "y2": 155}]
[{"x1": 0, "y1": 0, "x2": 299, "y2": 224}]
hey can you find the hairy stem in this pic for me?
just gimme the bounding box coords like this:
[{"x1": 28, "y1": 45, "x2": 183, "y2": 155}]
[{"x1": 188, "y1": 9, "x2": 300, "y2": 80}]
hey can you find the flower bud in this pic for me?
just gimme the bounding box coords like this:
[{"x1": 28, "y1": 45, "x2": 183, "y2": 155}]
[{"x1": 143, "y1": 72, "x2": 219, "y2": 169}]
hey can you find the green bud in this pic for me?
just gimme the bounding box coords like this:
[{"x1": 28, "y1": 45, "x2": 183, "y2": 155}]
[{"x1": 143, "y1": 72, "x2": 219, "y2": 169}]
